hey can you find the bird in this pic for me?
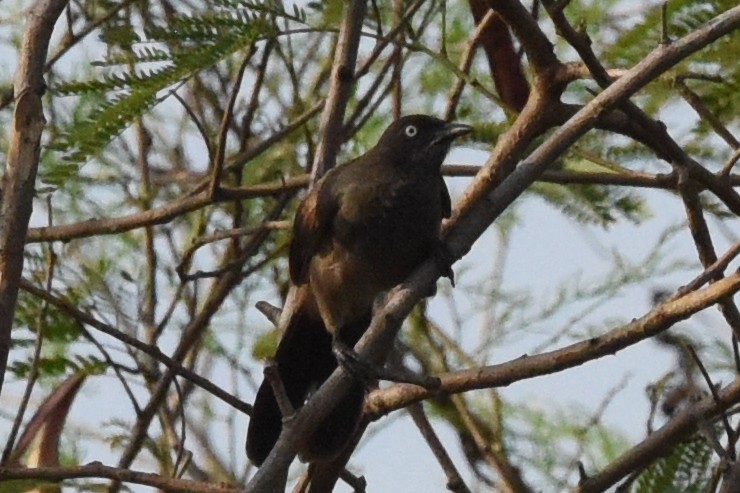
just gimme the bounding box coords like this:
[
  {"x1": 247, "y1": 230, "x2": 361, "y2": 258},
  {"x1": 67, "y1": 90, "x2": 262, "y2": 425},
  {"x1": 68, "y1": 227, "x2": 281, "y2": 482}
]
[{"x1": 246, "y1": 114, "x2": 471, "y2": 466}]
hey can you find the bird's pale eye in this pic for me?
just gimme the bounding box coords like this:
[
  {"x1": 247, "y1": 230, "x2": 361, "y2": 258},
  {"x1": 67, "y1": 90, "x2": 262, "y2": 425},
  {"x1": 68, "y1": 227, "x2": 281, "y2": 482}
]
[{"x1": 404, "y1": 125, "x2": 418, "y2": 138}]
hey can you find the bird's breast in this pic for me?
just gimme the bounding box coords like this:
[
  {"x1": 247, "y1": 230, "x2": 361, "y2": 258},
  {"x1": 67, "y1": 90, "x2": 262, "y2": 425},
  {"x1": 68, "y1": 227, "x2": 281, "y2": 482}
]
[{"x1": 333, "y1": 175, "x2": 444, "y2": 287}]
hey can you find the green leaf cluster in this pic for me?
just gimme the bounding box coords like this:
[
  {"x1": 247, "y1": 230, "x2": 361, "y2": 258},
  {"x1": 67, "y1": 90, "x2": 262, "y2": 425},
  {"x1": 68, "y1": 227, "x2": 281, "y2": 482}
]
[
  {"x1": 46, "y1": 1, "x2": 308, "y2": 180},
  {"x1": 633, "y1": 430, "x2": 715, "y2": 493}
]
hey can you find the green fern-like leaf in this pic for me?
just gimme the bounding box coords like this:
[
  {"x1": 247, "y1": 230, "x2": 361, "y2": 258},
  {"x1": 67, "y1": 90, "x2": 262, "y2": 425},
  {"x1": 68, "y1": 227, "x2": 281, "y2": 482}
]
[
  {"x1": 605, "y1": 0, "x2": 737, "y2": 66},
  {"x1": 603, "y1": 0, "x2": 739, "y2": 120},
  {"x1": 91, "y1": 46, "x2": 172, "y2": 68},
  {"x1": 633, "y1": 430, "x2": 715, "y2": 493},
  {"x1": 49, "y1": 2, "x2": 300, "y2": 176},
  {"x1": 531, "y1": 181, "x2": 647, "y2": 227}
]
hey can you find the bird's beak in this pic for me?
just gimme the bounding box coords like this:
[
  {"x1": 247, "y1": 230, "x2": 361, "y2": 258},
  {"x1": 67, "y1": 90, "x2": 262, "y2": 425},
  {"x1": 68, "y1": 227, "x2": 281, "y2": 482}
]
[{"x1": 433, "y1": 122, "x2": 472, "y2": 144}]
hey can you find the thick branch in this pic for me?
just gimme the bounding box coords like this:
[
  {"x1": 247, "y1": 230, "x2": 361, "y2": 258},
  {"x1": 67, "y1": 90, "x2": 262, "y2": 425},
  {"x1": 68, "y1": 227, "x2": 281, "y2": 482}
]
[
  {"x1": 467, "y1": 1, "x2": 530, "y2": 111},
  {"x1": 25, "y1": 176, "x2": 308, "y2": 243},
  {"x1": 366, "y1": 272, "x2": 740, "y2": 414},
  {"x1": 486, "y1": 0, "x2": 562, "y2": 86},
  {"x1": 0, "y1": 0, "x2": 68, "y2": 395},
  {"x1": 309, "y1": 0, "x2": 366, "y2": 181}
]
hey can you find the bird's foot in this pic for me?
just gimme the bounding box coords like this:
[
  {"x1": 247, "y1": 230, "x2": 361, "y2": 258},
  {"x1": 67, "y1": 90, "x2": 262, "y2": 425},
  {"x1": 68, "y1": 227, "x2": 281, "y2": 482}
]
[
  {"x1": 332, "y1": 337, "x2": 378, "y2": 389},
  {"x1": 332, "y1": 337, "x2": 440, "y2": 390}
]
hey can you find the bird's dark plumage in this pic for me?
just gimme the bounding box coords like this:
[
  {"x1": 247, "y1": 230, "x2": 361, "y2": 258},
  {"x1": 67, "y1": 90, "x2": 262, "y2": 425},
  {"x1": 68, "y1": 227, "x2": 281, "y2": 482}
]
[{"x1": 246, "y1": 115, "x2": 470, "y2": 466}]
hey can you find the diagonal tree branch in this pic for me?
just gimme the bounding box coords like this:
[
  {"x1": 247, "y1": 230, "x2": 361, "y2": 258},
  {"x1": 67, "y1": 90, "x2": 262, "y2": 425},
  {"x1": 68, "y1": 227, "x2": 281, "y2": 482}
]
[
  {"x1": 544, "y1": 1, "x2": 740, "y2": 215},
  {"x1": 367, "y1": 271, "x2": 740, "y2": 414}
]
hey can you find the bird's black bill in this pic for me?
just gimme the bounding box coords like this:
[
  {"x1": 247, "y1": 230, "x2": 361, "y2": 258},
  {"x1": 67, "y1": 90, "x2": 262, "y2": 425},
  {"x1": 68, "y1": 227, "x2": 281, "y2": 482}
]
[{"x1": 433, "y1": 122, "x2": 472, "y2": 144}]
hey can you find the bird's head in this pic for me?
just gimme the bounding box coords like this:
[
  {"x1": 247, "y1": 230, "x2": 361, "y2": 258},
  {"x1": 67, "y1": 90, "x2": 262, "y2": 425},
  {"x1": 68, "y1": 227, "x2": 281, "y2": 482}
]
[{"x1": 374, "y1": 114, "x2": 471, "y2": 170}]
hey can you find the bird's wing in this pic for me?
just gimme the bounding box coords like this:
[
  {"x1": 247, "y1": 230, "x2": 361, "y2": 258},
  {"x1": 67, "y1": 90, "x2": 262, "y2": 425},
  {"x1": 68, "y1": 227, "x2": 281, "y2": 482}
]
[{"x1": 289, "y1": 174, "x2": 339, "y2": 284}]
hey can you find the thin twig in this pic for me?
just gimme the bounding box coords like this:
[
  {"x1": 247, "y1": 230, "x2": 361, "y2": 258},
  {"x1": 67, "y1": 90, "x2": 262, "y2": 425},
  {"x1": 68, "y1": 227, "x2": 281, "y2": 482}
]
[
  {"x1": 176, "y1": 221, "x2": 289, "y2": 280},
  {"x1": 210, "y1": 46, "x2": 256, "y2": 197},
  {"x1": 172, "y1": 376, "x2": 188, "y2": 477},
  {"x1": 444, "y1": 9, "x2": 497, "y2": 121},
  {"x1": 673, "y1": 243, "x2": 740, "y2": 298},
  {"x1": 25, "y1": 175, "x2": 309, "y2": 243},
  {"x1": 674, "y1": 77, "x2": 739, "y2": 150},
  {"x1": 171, "y1": 90, "x2": 214, "y2": 166},
  {"x1": 18, "y1": 279, "x2": 253, "y2": 417},
  {"x1": 722, "y1": 148, "x2": 740, "y2": 177},
  {"x1": 685, "y1": 344, "x2": 735, "y2": 459},
  {"x1": 0, "y1": 234, "x2": 57, "y2": 465},
  {"x1": 239, "y1": 41, "x2": 274, "y2": 151},
  {"x1": 408, "y1": 403, "x2": 473, "y2": 493}
]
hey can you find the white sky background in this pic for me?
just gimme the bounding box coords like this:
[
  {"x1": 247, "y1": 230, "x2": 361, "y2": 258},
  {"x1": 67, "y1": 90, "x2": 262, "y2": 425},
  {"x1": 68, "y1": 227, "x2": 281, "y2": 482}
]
[{"x1": 1, "y1": 1, "x2": 739, "y2": 491}]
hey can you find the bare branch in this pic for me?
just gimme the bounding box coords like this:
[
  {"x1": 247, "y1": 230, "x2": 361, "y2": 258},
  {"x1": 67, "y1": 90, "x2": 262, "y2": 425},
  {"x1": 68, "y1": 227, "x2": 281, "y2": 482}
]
[
  {"x1": 310, "y1": 0, "x2": 367, "y2": 181},
  {"x1": 25, "y1": 176, "x2": 307, "y2": 243},
  {"x1": 445, "y1": 9, "x2": 498, "y2": 120},
  {"x1": 367, "y1": 273, "x2": 740, "y2": 415},
  {"x1": 468, "y1": 1, "x2": 531, "y2": 111},
  {"x1": 0, "y1": 463, "x2": 237, "y2": 493},
  {"x1": 210, "y1": 46, "x2": 256, "y2": 197},
  {"x1": 0, "y1": 0, "x2": 69, "y2": 395},
  {"x1": 408, "y1": 403, "x2": 473, "y2": 493},
  {"x1": 674, "y1": 76, "x2": 739, "y2": 150}
]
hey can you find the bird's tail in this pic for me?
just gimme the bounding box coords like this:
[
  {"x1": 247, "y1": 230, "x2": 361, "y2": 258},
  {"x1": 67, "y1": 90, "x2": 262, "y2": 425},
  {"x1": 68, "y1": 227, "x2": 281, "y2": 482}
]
[{"x1": 246, "y1": 286, "x2": 368, "y2": 466}]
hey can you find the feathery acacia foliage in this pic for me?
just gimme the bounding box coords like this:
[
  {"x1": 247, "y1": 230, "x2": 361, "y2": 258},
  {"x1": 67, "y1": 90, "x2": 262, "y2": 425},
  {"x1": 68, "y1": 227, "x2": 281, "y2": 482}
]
[{"x1": 47, "y1": 1, "x2": 308, "y2": 176}]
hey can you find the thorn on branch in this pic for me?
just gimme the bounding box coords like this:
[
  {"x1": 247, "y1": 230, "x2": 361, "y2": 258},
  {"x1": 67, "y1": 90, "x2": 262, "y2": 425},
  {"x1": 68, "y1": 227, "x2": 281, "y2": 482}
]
[
  {"x1": 661, "y1": 2, "x2": 671, "y2": 45},
  {"x1": 575, "y1": 21, "x2": 591, "y2": 46},
  {"x1": 338, "y1": 468, "x2": 367, "y2": 492},
  {"x1": 256, "y1": 301, "x2": 282, "y2": 326}
]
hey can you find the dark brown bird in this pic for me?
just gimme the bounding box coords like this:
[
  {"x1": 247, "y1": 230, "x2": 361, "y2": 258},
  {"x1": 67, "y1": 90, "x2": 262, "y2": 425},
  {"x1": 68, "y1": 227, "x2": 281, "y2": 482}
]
[{"x1": 246, "y1": 115, "x2": 471, "y2": 466}]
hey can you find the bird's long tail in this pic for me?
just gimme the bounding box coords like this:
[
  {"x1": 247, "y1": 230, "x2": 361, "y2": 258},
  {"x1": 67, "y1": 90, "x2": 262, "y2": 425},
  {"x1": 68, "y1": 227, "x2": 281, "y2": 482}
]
[{"x1": 246, "y1": 286, "x2": 368, "y2": 465}]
